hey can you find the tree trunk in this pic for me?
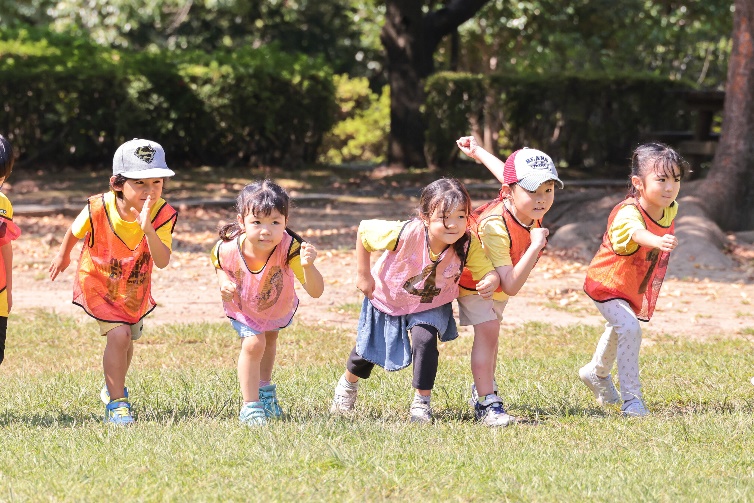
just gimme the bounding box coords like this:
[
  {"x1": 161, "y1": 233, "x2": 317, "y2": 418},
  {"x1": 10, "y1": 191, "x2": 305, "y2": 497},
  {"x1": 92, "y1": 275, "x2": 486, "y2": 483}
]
[
  {"x1": 695, "y1": 0, "x2": 754, "y2": 231},
  {"x1": 381, "y1": 0, "x2": 491, "y2": 168}
]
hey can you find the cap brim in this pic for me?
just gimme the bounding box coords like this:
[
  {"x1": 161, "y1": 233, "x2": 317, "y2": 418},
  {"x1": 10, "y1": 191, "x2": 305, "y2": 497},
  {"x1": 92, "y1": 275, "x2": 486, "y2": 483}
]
[
  {"x1": 119, "y1": 168, "x2": 175, "y2": 179},
  {"x1": 517, "y1": 175, "x2": 564, "y2": 191}
]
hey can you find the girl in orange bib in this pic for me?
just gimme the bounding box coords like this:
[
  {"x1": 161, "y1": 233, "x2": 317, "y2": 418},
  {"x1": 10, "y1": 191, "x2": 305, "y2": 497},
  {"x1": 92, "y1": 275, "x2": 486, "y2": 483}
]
[
  {"x1": 212, "y1": 180, "x2": 324, "y2": 426},
  {"x1": 581, "y1": 143, "x2": 688, "y2": 417},
  {"x1": 49, "y1": 138, "x2": 177, "y2": 425}
]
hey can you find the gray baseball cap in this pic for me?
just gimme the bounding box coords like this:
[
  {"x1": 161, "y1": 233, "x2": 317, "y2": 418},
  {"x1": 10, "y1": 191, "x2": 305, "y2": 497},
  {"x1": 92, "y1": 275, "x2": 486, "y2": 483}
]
[{"x1": 112, "y1": 138, "x2": 175, "y2": 179}]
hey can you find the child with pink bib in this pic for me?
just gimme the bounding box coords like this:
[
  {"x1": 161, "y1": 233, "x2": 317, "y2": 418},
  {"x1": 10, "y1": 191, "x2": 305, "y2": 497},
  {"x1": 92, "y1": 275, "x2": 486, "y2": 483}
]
[
  {"x1": 330, "y1": 178, "x2": 499, "y2": 423},
  {"x1": 212, "y1": 180, "x2": 324, "y2": 426}
]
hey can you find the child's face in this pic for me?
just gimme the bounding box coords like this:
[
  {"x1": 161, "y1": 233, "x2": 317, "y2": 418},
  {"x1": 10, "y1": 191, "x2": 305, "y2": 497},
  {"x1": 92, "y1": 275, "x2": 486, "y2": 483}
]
[
  {"x1": 118, "y1": 177, "x2": 164, "y2": 210},
  {"x1": 507, "y1": 181, "x2": 555, "y2": 226},
  {"x1": 633, "y1": 164, "x2": 681, "y2": 211},
  {"x1": 238, "y1": 209, "x2": 287, "y2": 253},
  {"x1": 425, "y1": 204, "x2": 468, "y2": 248}
]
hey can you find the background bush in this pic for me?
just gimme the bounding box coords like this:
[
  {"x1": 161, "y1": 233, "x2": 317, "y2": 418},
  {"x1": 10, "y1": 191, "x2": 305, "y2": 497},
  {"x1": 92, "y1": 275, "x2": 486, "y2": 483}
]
[
  {"x1": 0, "y1": 28, "x2": 337, "y2": 168},
  {"x1": 425, "y1": 72, "x2": 694, "y2": 172}
]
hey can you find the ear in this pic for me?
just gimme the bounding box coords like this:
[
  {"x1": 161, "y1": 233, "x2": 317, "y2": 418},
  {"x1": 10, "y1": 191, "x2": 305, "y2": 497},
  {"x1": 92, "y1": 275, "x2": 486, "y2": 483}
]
[
  {"x1": 109, "y1": 176, "x2": 122, "y2": 190},
  {"x1": 631, "y1": 175, "x2": 643, "y2": 193},
  {"x1": 499, "y1": 184, "x2": 513, "y2": 200},
  {"x1": 236, "y1": 213, "x2": 244, "y2": 225}
]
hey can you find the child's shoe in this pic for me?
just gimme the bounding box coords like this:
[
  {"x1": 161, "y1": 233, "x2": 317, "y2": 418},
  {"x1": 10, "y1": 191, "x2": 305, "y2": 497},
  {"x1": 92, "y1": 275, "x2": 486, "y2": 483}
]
[
  {"x1": 474, "y1": 394, "x2": 514, "y2": 427},
  {"x1": 621, "y1": 398, "x2": 649, "y2": 417},
  {"x1": 330, "y1": 375, "x2": 358, "y2": 414},
  {"x1": 105, "y1": 399, "x2": 134, "y2": 426},
  {"x1": 579, "y1": 364, "x2": 620, "y2": 406},
  {"x1": 239, "y1": 402, "x2": 267, "y2": 426},
  {"x1": 100, "y1": 384, "x2": 129, "y2": 405},
  {"x1": 469, "y1": 380, "x2": 499, "y2": 407},
  {"x1": 259, "y1": 384, "x2": 283, "y2": 419},
  {"x1": 409, "y1": 395, "x2": 432, "y2": 424}
]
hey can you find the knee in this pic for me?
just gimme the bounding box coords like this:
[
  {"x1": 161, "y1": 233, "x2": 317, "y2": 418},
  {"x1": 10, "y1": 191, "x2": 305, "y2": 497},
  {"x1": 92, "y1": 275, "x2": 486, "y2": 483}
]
[
  {"x1": 411, "y1": 324, "x2": 438, "y2": 349},
  {"x1": 265, "y1": 330, "x2": 279, "y2": 345},
  {"x1": 241, "y1": 335, "x2": 266, "y2": 360},
  {"x1": 106, "y1": 326, "x2": 132, "y2": 350}
]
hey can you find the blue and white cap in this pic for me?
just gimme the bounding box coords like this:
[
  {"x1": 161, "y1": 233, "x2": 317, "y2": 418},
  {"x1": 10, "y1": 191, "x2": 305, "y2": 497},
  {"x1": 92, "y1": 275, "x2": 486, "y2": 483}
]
[{"x1": 113, "y1": 138, "x2": 175, "y2": 179}]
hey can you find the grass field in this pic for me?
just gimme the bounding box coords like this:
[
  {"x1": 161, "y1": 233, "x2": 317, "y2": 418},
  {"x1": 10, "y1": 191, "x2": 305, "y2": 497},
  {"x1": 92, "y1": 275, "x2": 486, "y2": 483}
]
[{"x1": 2, "y1": 311, "x2": 754, "y2": 501}]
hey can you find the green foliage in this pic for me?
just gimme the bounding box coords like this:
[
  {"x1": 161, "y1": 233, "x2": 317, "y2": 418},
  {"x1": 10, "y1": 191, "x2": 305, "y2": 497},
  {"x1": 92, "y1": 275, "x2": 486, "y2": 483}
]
[
  {"x1": 424, "y1": 72, "x2": 486, "y2": 168},
  {"x1": 425, "y1": 71, "x2": 694, "y2": 170},
  {"x1": 319, "y1": 74, "x2": 389, "y2": 165},
  {"x1": 3, "y1": 312, "x2": 754, "y2": 500},
  {"x1": 447, "y1": 0, "x2": 733, "y2": 89},
  {"x1": 0, "y1": 28, "x2": 337, "y2": 167}
]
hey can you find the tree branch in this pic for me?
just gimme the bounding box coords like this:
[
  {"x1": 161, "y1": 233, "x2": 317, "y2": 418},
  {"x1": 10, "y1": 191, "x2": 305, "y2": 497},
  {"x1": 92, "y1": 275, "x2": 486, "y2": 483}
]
[{"x1": 425, "y1": 0, "x2": 491, "y2": 51}]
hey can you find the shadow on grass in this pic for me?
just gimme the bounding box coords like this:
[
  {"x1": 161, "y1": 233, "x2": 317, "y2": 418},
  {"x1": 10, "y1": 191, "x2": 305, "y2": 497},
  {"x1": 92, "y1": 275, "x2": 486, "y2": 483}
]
[{"x1": 0, "y1": 410, "x2": 102, "y2": 427}]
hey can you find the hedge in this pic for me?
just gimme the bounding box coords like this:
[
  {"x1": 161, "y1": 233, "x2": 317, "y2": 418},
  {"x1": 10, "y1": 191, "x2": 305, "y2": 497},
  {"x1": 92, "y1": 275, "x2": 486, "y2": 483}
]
[
  {"x1": 425, "y1": 71, "x2": 694, "y2": 170},
  {"x1": 0, "y1": 29, "x2": 337, "y2": 168}
]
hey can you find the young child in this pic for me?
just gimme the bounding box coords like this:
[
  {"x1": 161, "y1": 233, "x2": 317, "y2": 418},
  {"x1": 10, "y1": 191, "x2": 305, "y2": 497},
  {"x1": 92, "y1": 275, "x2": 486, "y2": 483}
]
[
  {"x1": 0, "y1": 135, "x2": 21, "y2": 366},
  {"x1": 456, "y1": 137, "x2": 562, "y2": 427},
  {"x1": 330, "y1": 178, "x2": 500, "y2": 423},
  {"x1": 212, "y1": 180, "x2": 324, "y2": 426},
  {"x1": 49, "y1": 138, "x2": 177, "y2": 425},
  {"x1": 581, "y1": 143, "x2": 686, "y2": 417}
]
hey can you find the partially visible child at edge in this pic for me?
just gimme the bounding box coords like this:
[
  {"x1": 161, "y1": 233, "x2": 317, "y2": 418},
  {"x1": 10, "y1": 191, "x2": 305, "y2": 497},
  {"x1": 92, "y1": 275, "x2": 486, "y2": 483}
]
[
  {"x1": 212, "y1": 180, "x2": 324, "y2": 426},
  {"x1": 456, "y1": 137, "x2": 562, "y2": 427},
  {"x1": 49, "y1": 139, "x2": 178, "y2": 425},
  {"x1": 580, "y1": 142, "x2": 686, "y2": 417},
  {"x1": 330, "y1": 178, "x2": 500, "y2": 423},
  {"x1": 0, "y1": 135, "x2": 22, "y2": 367}
]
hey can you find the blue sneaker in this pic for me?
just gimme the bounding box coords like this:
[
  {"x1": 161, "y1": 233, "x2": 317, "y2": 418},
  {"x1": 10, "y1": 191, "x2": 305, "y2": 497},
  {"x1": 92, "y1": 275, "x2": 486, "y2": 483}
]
[
  {"x1": 100, "y1": 385, "x2": 129, "y2": 405},
  {"x1": 239, "y1": 402, "x2": 267, "y2": 426},
  {"x1": 259, "y1": 384, "x2": 283, "y2": 419},
  {"x1": 105, "y1": 399, "x2": 134, "y2": 426},
  {"x1": 474, "y1": 394, "x2": 514, "y2": 427}
]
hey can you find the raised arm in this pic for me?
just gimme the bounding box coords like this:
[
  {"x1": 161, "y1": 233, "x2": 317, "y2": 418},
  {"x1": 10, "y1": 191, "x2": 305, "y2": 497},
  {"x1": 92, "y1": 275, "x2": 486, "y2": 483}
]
[{"x1": 456, "y1": 136, "x2": 506, "y2": 184}]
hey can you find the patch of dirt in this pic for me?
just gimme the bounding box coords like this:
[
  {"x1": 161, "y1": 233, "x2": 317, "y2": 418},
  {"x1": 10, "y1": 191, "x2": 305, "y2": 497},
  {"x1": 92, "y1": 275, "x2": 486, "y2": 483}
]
[{"x1": 11, "y1": 190, "x2": 754, "y2": 341}]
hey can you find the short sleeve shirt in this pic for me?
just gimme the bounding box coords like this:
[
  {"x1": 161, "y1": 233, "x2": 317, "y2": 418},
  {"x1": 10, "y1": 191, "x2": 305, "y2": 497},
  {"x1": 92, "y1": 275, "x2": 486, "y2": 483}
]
[{"x1": 610, "y1": 201, "x2": 679, "y2": 255}]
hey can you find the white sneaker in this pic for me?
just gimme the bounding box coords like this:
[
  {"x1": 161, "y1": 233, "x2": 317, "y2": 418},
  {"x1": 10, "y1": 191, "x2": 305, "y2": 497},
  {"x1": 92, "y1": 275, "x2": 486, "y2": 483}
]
[
  {"x1": 474, "y1": 394, "x2": 514, "y2": 427},
  {"x1": 409, "y1": 398, "x2": 433, "y2": 424},
  {"x1": 621, "y1": 398, "x2": 649, "y2": 417},
  {"x1": 579, "y1": 364, "x2": 620, "y2": 406},
  {"x1": 330, "y1": 376, "x2": 358, "y2": 414}
]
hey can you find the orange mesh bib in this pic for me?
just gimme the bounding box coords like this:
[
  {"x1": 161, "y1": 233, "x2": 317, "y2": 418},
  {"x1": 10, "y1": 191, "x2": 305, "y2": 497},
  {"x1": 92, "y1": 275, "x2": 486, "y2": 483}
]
[
  {"x1": 73, "y1": 194, "x2": 177, "y2": 323},
  {"x1": 459, "y1": 196, "x2": 542, "y2": 292},
  {"x1": 583, "y1": 198, "x2": 674, "y2": 321}
]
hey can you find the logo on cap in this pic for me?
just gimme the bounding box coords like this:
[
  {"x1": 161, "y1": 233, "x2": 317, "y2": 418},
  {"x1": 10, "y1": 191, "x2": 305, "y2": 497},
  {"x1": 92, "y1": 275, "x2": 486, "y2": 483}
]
[
  {"x1": 525, "y1": 154, "x2": 553, "y2": 170},
  {"x1": 134, "y1": 145, "x2": 156, "y2": 164}
]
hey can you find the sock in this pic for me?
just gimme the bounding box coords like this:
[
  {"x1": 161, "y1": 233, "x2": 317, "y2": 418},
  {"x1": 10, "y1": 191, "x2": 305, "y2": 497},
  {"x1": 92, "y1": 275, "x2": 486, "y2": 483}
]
[
  {"x1": 259, "y1": 380, "x2": 272, "y2": 388},
  {"x1": 413, "y1": 392, "x2": 431, "y2": 404},
  {"x1": 339, "y1": 373, "x2": 358, "y2": 390}
]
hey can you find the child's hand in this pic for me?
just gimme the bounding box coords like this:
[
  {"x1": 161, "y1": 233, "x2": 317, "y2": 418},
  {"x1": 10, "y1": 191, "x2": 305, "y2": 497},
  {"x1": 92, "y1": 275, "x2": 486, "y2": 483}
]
[
  {"x1": 356, "y1": 273, "x2": 376, "y2": 300},
  {"x1": 220, "y1": 281, "x2": 237, "y2": 302},
  {"x1": 530, "y1": 227, "x2": 549, "y2": 250},
  {"x1": 49, "y1": 253, "x2": 71, "y2": 281},
  {"x1": 456, "y1": 136, "x2": 480, "y2": 160},
  {"x1": 130, "y1": 195, "x2": 156, "y2": 234},
  {"x1": 300, "y1": 242, "x2": 318, "y2": 267},
  {"x1": 476, "y1": 271, "x2": 500, "y2": 299},
  {"x1": 658, "y1": 234, "x2": 678, "y2": 253}
]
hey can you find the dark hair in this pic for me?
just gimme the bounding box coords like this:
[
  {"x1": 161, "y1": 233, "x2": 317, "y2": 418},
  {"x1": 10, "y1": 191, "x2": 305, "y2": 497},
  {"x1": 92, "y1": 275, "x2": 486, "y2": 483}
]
[
  {"x1": 219, "y1": 179, "x2": 291, "y2": 241},
  {"x1": 417, "y1": 178, "x2": 472, "y2": 265},
  {"x1": 628, "y1": 142, "x2": 690, "y2": 198},
  {"x1": 0, "y1": 134, "x2": 15, "y2": 179},
  {"x1": 110, "y1": 174, "x2": 129, "y2": 199}
]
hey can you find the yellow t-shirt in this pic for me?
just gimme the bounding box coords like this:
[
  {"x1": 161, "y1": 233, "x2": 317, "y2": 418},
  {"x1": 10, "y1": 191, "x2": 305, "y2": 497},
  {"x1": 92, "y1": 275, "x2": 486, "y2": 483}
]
[
  {"x1": 211, "y1": 236, "x2": 306, "y2": 285},
  {"x1": 0, "y1": 192, "x2": 14, "y2": 317},
  {"x1": 358, "y1": 219, "x2": 494, "y2": 281},
  {"x1": 72, "y1": 191, "x2": 173, "y2": 250},
  {"x1": 610, "y1": 201, "x2": 679, "y2": 255}
]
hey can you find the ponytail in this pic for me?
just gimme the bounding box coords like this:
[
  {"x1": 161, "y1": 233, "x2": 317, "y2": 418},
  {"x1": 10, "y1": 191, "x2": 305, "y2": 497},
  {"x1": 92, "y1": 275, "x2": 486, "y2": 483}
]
[{"x1": 219, "y1": 222, "x2": 243, "y2": 242}]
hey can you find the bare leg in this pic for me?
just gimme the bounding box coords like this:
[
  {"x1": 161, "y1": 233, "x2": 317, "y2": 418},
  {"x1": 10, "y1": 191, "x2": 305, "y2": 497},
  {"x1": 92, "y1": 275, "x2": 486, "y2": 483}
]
[
  {"x1": 238, "y1": 334, "x2": 267, "y2": 403},
  {"x1": 103, "y1": 325, "x2": 132, "y2": 400},
  {"x1": 470, "y1": 319, "x2": 500, "y2": 397}
]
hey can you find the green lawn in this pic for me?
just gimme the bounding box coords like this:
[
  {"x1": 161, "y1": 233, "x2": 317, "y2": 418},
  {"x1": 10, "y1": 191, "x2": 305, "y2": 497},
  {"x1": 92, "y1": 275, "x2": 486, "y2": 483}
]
[{"x1": 2, "y1": 311, "x2": 754, "y2": 501}]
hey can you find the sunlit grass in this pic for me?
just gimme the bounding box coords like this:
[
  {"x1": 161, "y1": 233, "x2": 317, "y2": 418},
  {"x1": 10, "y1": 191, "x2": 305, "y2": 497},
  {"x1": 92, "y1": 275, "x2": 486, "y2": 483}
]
[{"x1": 2, "y1": 311, "x2": 754, "y2": 501}]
